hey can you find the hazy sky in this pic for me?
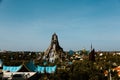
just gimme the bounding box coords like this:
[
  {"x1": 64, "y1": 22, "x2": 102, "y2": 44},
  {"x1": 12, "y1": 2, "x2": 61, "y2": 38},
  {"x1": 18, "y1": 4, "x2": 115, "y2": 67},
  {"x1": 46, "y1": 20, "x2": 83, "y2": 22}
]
[{"x1": 0, "y1": 0, "x2": 120, "y2": 51}]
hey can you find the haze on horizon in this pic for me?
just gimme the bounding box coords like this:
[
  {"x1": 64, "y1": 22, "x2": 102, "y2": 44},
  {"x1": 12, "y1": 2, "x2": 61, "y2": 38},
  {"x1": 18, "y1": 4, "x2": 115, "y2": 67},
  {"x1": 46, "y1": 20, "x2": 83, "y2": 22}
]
[{"x1": 0, "y1": 0, "x2": 120, "y2": 51}]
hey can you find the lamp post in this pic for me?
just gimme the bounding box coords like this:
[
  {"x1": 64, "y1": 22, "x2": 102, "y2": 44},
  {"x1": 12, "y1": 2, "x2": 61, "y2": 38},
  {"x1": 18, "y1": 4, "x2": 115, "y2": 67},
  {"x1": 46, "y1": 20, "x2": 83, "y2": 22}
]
[
  {"x1": 108, "y1": 61, "x2": 112, "y2": 80},
  {"x1": 108, "y1": 68, "x2": 112, "y2": 80}
]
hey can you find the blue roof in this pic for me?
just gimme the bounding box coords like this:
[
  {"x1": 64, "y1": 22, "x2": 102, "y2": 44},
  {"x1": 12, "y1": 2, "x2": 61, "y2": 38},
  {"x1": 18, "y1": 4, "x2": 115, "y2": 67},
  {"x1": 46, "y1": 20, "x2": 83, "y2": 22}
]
[
  {"x1": 36, "y1": 66, "x2": 45, "y2": 73},
  {"x1": 69, "y1": 50, "x2": 74, "y2": 55},
  {"x1": 36, "y1": 65, "x2": 56, "y2": 73},
  {"x1": 3, "y1": 61, "x2": 56, "y2": 73},
  {"x1": 45, "y1": 65, "x2": 56, "y2": 73},
  {"x1": 3, "y1": 65, "x2": 22, "y2": 72},
  {"x1": 25, "y1": 61, "x2": 36, "y2": 72}
]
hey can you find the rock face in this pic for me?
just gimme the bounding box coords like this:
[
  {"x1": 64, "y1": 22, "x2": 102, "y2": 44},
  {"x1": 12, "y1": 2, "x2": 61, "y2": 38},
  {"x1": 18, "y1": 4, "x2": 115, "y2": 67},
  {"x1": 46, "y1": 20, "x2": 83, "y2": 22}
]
[{"x1": 44, "y1": 33, "x2": 64, "y2": 62}]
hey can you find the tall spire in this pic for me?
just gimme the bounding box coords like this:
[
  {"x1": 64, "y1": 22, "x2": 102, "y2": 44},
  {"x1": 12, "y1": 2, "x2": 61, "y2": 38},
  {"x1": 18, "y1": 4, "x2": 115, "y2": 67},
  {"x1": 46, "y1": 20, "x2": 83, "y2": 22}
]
[
  {"x1": 91, "y1": 43, "x2": 93, "y2": 51},
  {"x1": 89, "y1": 48, "x2": 96, "y2": 62}
]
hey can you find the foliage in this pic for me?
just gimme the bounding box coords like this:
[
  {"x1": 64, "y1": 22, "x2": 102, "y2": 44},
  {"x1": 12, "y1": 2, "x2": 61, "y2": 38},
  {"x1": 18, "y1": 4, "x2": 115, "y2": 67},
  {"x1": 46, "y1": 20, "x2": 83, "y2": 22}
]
[{"x1": 1, "y1": 51, "x2": 120, "y2": 80}]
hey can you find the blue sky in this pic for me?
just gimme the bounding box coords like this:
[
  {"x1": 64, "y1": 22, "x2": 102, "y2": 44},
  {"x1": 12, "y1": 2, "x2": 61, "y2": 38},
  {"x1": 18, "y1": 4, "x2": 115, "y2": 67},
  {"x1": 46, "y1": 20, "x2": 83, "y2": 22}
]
[{"x1": 0, "y1": 0, "x2": 120, "y2": 51}]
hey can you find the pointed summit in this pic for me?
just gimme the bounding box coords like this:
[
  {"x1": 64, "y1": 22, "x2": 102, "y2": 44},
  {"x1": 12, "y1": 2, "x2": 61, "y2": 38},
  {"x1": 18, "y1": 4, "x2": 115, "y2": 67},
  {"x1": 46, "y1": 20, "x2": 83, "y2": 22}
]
[{"x1": 44, "y1": 33, "x2": 64, "y2": 62}]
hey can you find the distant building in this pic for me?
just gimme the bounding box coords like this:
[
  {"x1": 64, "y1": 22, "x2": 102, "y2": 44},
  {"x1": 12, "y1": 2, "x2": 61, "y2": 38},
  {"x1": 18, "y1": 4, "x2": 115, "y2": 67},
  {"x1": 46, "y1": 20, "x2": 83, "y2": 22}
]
[
  {"x1": 89, "y1": 49, "x2": 96, "y2": 62},
  {"x1": 113, "y1": 66, "x2": 120, "y2": 77}
]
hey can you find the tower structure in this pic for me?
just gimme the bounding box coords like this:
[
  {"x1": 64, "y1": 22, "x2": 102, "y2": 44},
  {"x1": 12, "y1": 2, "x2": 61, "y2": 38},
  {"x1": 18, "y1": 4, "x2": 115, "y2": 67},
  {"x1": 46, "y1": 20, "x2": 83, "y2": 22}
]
[
  {"x1": 89, "y1": 48, "x2": 96, "y2": 62},
  {"x1": 91, "y1": 43, "x2": 93, "y2": 51},
  {"x1": 44, "y1": 33, "x2": 64, "y2": 62}
]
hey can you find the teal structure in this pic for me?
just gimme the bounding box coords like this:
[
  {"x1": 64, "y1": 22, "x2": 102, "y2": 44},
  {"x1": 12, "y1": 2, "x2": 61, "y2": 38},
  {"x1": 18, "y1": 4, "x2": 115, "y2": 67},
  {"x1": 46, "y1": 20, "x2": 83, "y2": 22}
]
[
  {"x1": 3, "y1": 61, "x2": 57, "y2": 73},
  {"x1": 3, "y1": 65, "x2": 22, "y2": 72}
]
